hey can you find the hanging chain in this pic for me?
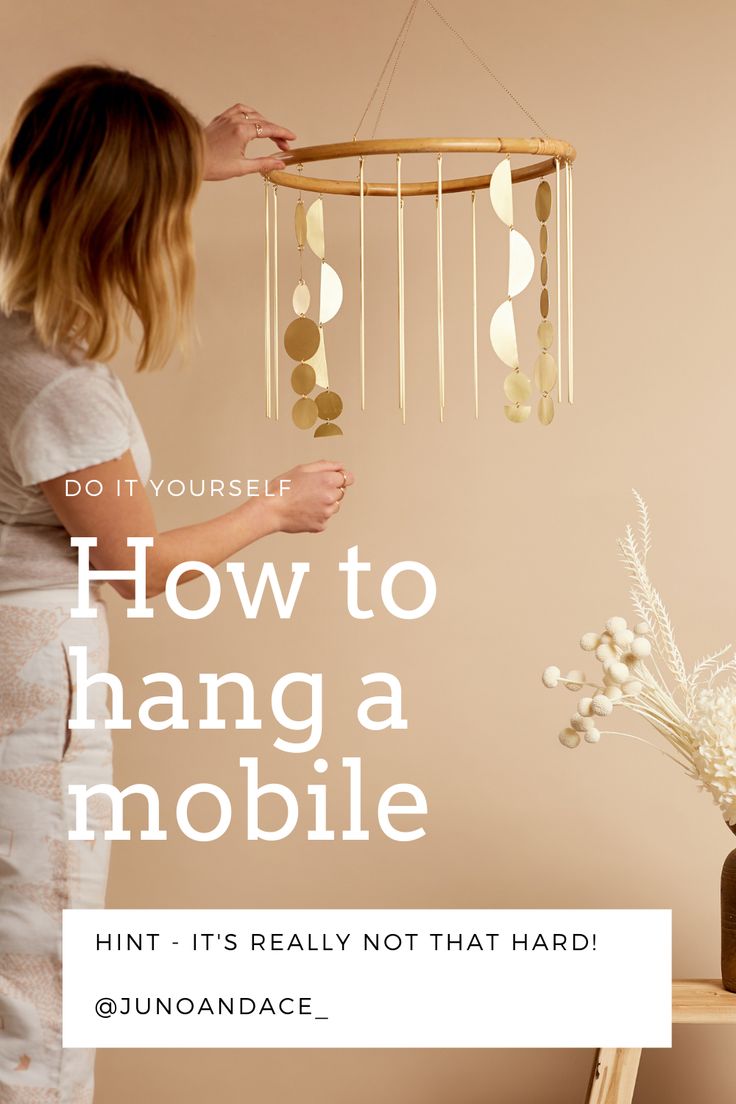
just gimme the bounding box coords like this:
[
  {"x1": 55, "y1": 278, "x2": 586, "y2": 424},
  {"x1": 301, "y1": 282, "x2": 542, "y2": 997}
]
[
  {"x1": 423, "y1": 1, "x2": 549, "y2": 136},
  {"x1": 370, "y1": 0, "x2": 419, "y2": 139},
  {"x1": 353, "y1": 0, "x2": 550, "y2": 140},
  {"x1": 353, "y1": 0, "x2": 418, "y2": 139}
]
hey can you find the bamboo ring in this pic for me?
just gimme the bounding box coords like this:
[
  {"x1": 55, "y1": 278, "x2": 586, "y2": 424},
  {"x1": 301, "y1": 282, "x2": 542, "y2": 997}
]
[{"x1": 267, "y1": 137, "x2": 576, "y2": 198}]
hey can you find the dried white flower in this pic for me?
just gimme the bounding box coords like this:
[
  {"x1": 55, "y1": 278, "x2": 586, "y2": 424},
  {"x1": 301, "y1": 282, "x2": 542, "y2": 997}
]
[
  {"x1": 630, "y1": 636, "x2": 652, "y2": 659},
  {"x1": 607, "y1": 661, "x2": 630, "y2": 685},
  {"x1": 544, "y1": 492, "x2": 736, "y2": 830},
  {"x1": 559, "y1": 728, "x2": 581, "y2": 749},
  {"x1": 591, "y1": 694, "x2": 613, "y2": 717},
  {"x1": 691, "y1": 686, "x2": 736, "y2": 825}
]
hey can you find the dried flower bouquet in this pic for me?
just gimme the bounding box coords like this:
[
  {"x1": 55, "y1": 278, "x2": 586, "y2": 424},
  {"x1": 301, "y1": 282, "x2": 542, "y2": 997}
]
[{"x1": 543, "y1": 492, "x2": 736, "y2": 827}]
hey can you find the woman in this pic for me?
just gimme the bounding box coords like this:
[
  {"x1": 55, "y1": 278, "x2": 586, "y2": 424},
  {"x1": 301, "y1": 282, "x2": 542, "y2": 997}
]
[{"x1": 0, "y1": 65, "x2": 353, "y2": 1102}]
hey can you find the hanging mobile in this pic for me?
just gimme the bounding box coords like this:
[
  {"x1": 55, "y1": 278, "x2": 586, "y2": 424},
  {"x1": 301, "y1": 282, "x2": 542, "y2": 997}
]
[
  {"x1": 285, "y1": 181, "x2": 321, "y2": 430},
  {"x1": 305, "y1": 196, "x2": 345, "y2": 437},
  {"x1": 534, "y1": 179, "x2": 557, "y2": 425},
  {"x1": 263, "y1": 1, "x2": 577, "y2": 433}
]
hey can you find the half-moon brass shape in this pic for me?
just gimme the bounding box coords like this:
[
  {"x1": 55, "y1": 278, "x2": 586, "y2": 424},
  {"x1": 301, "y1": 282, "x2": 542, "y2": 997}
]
[
  {"x1": 504, "y1": 404, "x2": 531, "y2": 424},
  {"x1": 508, "y1": 229, "x2": 535, "y2": 298},
  {"x1": 284, "y1": 317, "x2": 320, "y2": 361},
  {"x1": 316, "y1": 390, "x2": 343, "y2": 421},
  {"x1": 292, "y1": 396, "x2": 318, "y2": 429},
  {"x1": 490, "y1": 156, "x2": 513, "y2": 228},
  {"x1": 306, "y1": 197, "x2": 325, "y2": 259},
  {"x1": 291, "y1": 362, "x2": 316, "y2": 395},
  {"x1": 314, "y1": 421, "x2": 343, "y2": 437},
  {"x1": 535, "y1": 180, "x2": 552, "y2": 222}
]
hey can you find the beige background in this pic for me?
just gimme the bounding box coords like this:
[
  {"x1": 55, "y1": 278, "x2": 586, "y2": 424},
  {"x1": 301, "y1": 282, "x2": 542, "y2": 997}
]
[{"x1": 4, "y1": 0, "x2": 736, "y2": 1098}]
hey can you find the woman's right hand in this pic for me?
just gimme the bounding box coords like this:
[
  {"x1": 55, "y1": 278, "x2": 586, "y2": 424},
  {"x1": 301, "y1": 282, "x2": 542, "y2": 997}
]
[{"x1": 266, "y1": 460, "x2": 354, "y2": 534}]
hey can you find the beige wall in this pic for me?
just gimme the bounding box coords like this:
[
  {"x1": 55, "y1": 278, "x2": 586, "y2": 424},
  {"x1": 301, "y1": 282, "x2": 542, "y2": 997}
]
[{"x1": 4, "y1": 0, "x2": 736, "y2": 1097}]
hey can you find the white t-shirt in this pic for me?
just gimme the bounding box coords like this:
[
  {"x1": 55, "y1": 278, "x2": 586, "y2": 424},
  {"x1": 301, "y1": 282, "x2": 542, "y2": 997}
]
[{"x1": 0, "y1": 311, "x2": 151, "y2": 592}]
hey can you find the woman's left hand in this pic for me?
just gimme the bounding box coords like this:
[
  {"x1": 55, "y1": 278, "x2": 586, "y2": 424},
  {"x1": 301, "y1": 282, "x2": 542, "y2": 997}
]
[{"x1": 202, "y1": 103, "x2": 296, "y2": 181}]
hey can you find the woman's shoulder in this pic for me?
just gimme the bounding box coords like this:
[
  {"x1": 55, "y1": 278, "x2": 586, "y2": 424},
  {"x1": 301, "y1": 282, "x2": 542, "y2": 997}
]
[{"x1": 0, "y1": 310, "x2": 120, "y2": 412}]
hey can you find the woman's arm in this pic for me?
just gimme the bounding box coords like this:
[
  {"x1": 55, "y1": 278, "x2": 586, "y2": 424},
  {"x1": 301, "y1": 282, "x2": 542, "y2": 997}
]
[{"x1": 40, "y1": 452, "x2": 353, "y2": 599}]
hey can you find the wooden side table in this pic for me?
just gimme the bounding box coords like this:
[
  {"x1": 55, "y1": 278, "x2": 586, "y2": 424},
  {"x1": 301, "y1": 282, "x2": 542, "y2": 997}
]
[{"x1": 585, "y1": 980, "x2": 736, "y2": 1104}]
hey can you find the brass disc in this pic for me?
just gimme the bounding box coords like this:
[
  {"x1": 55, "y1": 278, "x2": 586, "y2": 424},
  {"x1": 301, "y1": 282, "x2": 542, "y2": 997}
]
[
  {"x1": 534, "y1": 351, "x2": 558, "y2": 393},
  {"x1": 537, "y1": 320, "x2": 554, "y2": 349},
  {"x1": 504, "y1": 404, "x2": 531, "y2": 424},
  {"x1": 292, "y1": 396, "x2": 318, "y2": 429},
  {"x1": 535, "y1": 180, "x2": 552, "y2": 222},
  {"x1": 284, "y1": 317, "x2": 320, "y2": 361},
  {"x1": 538, "y1": 395, "x2": 555, "y2": 425},
  {"x1": 295, "y1": 200, "x2": 307, "y2": 248},
  {"x1": 291, "y1": 362, "x2": 316, "y2": 395},
  {"x1": 315, "y1": 389, "x2": 343, "y2": 421},
  {"x1": 540, "y1": 287, "x2": 549, "y2": 318},
  {"x1": 503, "y1": 370, "x2": 532, "y2": 403},
  {"x1": 539, "y1": 223, "x2": 548, "y2": 254},
  {"x1": 540, "y1": 256, "x2": 548, "y2": 286},
  {"x1": 314, "y1": 421, "x2": 343, "y2": 437}
]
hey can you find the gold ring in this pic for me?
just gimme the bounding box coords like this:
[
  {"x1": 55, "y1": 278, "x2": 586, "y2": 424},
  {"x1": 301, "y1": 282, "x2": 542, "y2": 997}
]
[
  {"x1": 340, "y1": 471, "x2": 348, "y2": 489},
  {"x1": 337, "y1": 487, "x2": 345, "y2": 502},
  {"x1": 255, "y1": 122, "x2": 264, "y2": 137},
  {"x1": 242, "y1": 112, "x2": 250, "y2": 120}
]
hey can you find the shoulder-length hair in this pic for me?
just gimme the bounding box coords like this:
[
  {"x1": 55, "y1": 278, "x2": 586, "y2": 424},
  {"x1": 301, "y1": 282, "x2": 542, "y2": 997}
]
[{"x1": 0, "y1": 65, "x2": 203, "y2": 371}]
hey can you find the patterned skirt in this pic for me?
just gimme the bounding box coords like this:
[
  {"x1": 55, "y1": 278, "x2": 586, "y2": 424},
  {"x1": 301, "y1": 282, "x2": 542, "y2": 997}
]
[{"x1": 0, "y1": 589, "x2": 112, "y2": 1103}]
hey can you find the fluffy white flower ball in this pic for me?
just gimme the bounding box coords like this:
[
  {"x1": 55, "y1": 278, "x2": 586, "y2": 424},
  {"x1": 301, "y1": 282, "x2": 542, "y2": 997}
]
[
  {"x1": 584, "y1": 728, "x2": 601, "y2": 743},
  {"x1": 542, "y1": 666, "x2": 561, "y2": 688},
  {"x1": 606, "y1": 616, "x2": 628, "y2": 634},
  {"x1": 591, "y1": 694, "x2": 613, "y2": 717},
  {"x1": 630, "y1": 636, "x2": 652, "y2": 659},
  {"x1": 559, "y1": 728, "x2": 581, "y2": 749},
  {"x1": 580, "y1": 632, "x2": 600, "y2": 652}
]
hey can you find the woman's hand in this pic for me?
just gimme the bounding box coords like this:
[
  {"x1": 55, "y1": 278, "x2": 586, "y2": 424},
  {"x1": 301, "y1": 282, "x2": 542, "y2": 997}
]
[
  {"x1": 202, "y1": 103, "x2": 296, "y2": 180},
  {"x1": 266, "y1": 460, "x2": 355, "y2": 534}
]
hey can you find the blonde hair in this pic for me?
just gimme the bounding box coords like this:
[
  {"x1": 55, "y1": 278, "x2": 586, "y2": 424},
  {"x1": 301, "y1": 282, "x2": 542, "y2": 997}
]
[{"x1": 0, "y1": 65, "x2": 203, "y2": 372}]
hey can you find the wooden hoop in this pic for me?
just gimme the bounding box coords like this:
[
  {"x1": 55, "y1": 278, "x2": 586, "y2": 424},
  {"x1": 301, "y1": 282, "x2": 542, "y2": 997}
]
[{"x1": 267, "y1": 136, "x2": 576, "y2": 197}]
